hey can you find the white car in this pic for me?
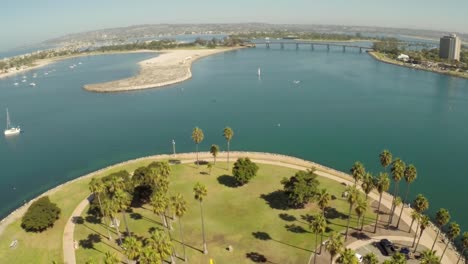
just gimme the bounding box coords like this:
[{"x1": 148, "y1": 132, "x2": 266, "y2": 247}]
[{"x1": 355, "y1": 253, "x2": 363, "y2": 263}]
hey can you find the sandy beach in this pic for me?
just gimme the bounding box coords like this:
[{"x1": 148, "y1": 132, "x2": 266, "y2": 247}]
[{"x1": 83, "y1": 47, "x2": 242, "y2": 92}]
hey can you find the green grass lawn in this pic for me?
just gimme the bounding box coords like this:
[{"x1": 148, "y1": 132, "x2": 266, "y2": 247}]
[{"x1": 75, "y1": 162, "x2": 376, "y2": 264}]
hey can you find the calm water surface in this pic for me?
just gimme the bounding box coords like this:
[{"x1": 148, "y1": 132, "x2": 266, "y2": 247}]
[{"x1": 0, "y1": 46, "x2": 467, "y2": 231}]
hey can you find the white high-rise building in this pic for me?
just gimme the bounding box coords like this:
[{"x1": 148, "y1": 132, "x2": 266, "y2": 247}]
[{"x1": 439, "y1": 34, "x2": 461, "y2": 61}]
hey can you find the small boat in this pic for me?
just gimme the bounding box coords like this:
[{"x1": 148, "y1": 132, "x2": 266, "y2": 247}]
[
  {"x1": 78, "y1": 62, "x2": 82, "y2": 65},
  {"x1": 33, "y1": 74, "x2": 37, "y2": 78},
  {"x1": 29, "y1": 83, "x2": 36, "y2": 87},
  {"x1": 22, "y1": 76, "x2": 26, "y2": 79},
  {"x1": 293, "y1": 80, "x2": 301, "y2": 84},
  {"x1": 69, "y1": 65, "x2": 75, "y2": 69},
  {"x1": 4, "y1": 109, "x2": 21, "y2": 136},
  {"x1": 21, "y1": 79, "x2": 27, "y2": 83},
  {"x1": 44, "y1": 72, "x2": 48, "y2": 75},
  {"x1": 13, "y1": 83, "x2": 19, "y2": 86},
  {"x1": 257, "y1": 67, "x2": 261, "y2": 77}
]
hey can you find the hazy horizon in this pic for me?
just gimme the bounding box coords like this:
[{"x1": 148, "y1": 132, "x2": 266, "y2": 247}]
[{"x1": 2, "y1": 0, "x2": 467, "y2": 51}]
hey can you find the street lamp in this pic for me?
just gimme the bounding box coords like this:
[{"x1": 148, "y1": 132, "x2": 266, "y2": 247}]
[{"x1": 172, "y1": 139, "x2": 176, "y2": 156}]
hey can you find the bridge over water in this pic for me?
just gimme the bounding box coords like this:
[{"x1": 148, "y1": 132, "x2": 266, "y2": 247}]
[{"x1": 251, "y1": 40, "x2": 374, "y2": 53}]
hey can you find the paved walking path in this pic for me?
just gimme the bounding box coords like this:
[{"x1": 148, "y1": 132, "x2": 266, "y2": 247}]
[{"x1": 61, "y1": 152, "x2": 461, "y2": 264}]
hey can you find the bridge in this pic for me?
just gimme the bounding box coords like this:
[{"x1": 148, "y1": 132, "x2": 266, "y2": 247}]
[{"x1": 250, "y1": 41, "x2": 374, "y2": 53}]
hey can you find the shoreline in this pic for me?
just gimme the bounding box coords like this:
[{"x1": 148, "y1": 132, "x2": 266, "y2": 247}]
[
  {"x1": 368, "y1": 51, "x2": 468, "y2": 80},
  {"x1": 83, "y1": 47, "x2": 244, "y2": 93}
]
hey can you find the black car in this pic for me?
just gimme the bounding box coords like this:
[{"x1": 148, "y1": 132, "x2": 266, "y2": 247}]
[{"x1": 379, "y1": 239, "x2": 396, "y2": 256}]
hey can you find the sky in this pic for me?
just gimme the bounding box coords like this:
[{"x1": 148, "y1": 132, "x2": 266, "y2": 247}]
[{"x1": 1, "y1": 0, "x2": 467, "y2": 51}]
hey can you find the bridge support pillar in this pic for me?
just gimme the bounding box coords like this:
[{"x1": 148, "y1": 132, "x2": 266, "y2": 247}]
[
  {"x1": 280, "y1": 43, "x2": 284, "y2": 49},
  {"x1": 360, "y1": 48, "x2": 363, "y2": 53},
  {"x1": 311, "y1": 44, "x2": 314, "y2": 51},
  {"x1": 266, "y1": 43, "x2": 270, "y2": 49},
  {"x1": 327, "y1": 44, "x2": 330, "y2": 51},
  {"x1": 296, "y1": 43, "x2": 299, "y2": 50},
  {"x1": 343, "y1": 46, "x2": 346, "y2": 52}
]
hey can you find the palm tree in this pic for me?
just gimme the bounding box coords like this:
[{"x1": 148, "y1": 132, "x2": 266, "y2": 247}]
[
  {"x1": 361, "y1": 172, "x2": 375, "y2": 201},
  {"x1": 316, "y1": 188, "x2": 331, "y2": 215},
  {"x1": 114, "y1": 188, "x2": 132, "y2": 236},
  {"x1": 388, "y1": 158, "x2": 406, "y2": 227},
  {"x1": 102, "y1": 198, "x2": 121, "y2": 244},
  {"x1": 103, "y1": 251, "x2": 120, "y2": 264},
  {"x1": 420, "y1": 249, "x2": 441, "y2": 264},
  {"x1": 457, "y1": 232, "x2": 468, "y2": 264},
  {"x1": 355, "y1": 196, "x2": 368, "y2": 231},
  {"x1": 139, "y1": 246, "x2": 161, "y2": 264},
  {"x1": 409, "y1": 210, "x2": 420, "y2": 234},
  {"x1": 325, "y1": 232, "x2": 345, "y2": 264},
  {"x1": 207, "y1": 163, "x2": 213, "y2": 175},
  {"x1": 194, "y1": 182, "x2": 208, "y2": 254},
  {"x1": 389, "y1": 252, "x2": 407, "y2": 264},
  {"x1": 89, "y1": 178, "x2": 112, "y2": 240},
  {"x1": 350, "y1": 161, "x2": 365, "y2": 184},
  {"x1": 345, "y1": 185, "x2": 360, "y2": 240},
  {"x1": 379, "y1": 150, "x2": 393, "y2": 170},
  {"x1": 363, "y1": 253, "x2": 379, "y2": 264},
  {"x1": 191, "y1": 127, "x2": 204, "y2": 166},
  {"x1": 148, "y1": 228, "x2": 174, "y2": 263},
  {"x1": 337, "y1": 248, "x2": 358, "y2": 264},
  {"x1": 431, "y1": 208, "x2": 450, "y2": 250},
  {"x1": 441, "y1": 222, "x2": 461, "y2": 260},
  {"x1": 411, "y1": 194, "x2": 429, "y2": 247},
  {"x1": 123, "y1": 236, "x2": 142, "y2": 263},
  {"x1": 223, "y1": 127, "x2": 234, "y2": 170},
  {"x1": 209, "y1": 144, "x2": 219, "y2": 164},
  {"x1": 397, "y1": 164, "x2": 417, "y2": 229},
  {"x1": 172, "y1": 194, "x2": 188, "y2": 262},
  {"x1": 151, "y1": 193, "x2": 169, "y2": 228},
  {"x1": 374, "y1": 172, "x2": 390, "y2": 233},
  {"x1": 414, "y1": 215, "x2": 430, "y2": 253},
  {"x1": 308, "y1": 214, "x2": 327, "y2": 264}
]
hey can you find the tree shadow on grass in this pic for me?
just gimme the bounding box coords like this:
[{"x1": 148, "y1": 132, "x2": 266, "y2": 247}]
[
  {"x1": 217, "y1": 175, "x2": 238, "y2": 188},
  {"x1": 168, "y1": 159, "x2": 181, "y2": 165},
  {"x1": 79, "y1": 234, "x2": 102, "y2": 251},
  {"x1": 278, "y1": 213, "x2": 296, "y2": 222},
  {"x1": 324, "y1": 207, "x2": 349, "y2": 220},
  {"x1": 246, "y1": 252, "x2": 267, "y2": 263},
  {"x1": 85, "y1": 214, "x2": 102, "y2": 224},
  {"x1": 285, "y1": 224, "x2": 309, "y2": 233},
  {"x1": 350, "y1": 231, "x2": 372, "y2": 240},
  {"x1": 130, "y1": 212, "x2": 143, "y2": 220},
  {"x1": 260, "y1": 190, "x2": 289, "y2": 210},
  {"x1": 252, "y1": 231, "x2": 312, "y2": 252},
  {"x1": 72, "y1": 216, "x2": 84, "y2": 224}
]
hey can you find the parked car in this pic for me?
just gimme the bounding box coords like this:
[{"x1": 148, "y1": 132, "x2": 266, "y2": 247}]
[
  {"x1": 355, "y1": 253, "x2": 363, "y2": 263},
  {"x1": 379, "y1": 239, "x2": 396, "y2": 256},
  {"x1": 400, "y1": 247, "x2": 411, "y2": 259}
]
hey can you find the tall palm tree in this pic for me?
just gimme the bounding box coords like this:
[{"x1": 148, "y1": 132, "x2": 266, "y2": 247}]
[
  {"x1": 355, "y1": 196, "x2": 368, "y2": 231},
  {"x1": 316, "y1": 188, "x2": 331, "y2": 215},
  {"x1": 397, "y1": 164, "x2": 417, "y2": 229},
  {"x1": 374, "y1": 172, "x2": 390, "y2": 233},
  {"x1": 172, "y1": 194, "x2": 188, "y2": 262},
  {"x1": 325, "y1": 232, "x2": 345, "y2": 264},
  {"x1": 139, "y1": 246, "x2": 161, "y2": 264},
  {"x1": 223, "y1": 127, "x2": 234, "y2": 170},
  {"x1": 103, "y1": 251, "x2": 120, "y2": 264},
  {"x1": 409, "y1": 210, "x2": 420, "y2": 234},
  {"x1": 102, "y1": 198, "x2": 121, "y2": 244},
  {"x1": 194, "y1": 182, "x2": 208, "y2": 254},
  {"x1": 361, "y1": 172, "x2": 375, "y2": 201},
  {"x1": 151, "y1": 193, "x2": 169, "y2": 228},
  {"x1": 114, "y1": 188, "x2": 132, "y2": 236},
  {"x1": 441, "y1": 222, "x2": 460, "y2": 260},
  {"x1": 148, "y1": 228, "x2": 174, "y2": 263},
  {"x1": 191, "y1": 127, "x2": 204, "y2": 167},
  {"x1": 457, "y1": 232, "x2": 468, "y2": 264},
  {"x1": 414, "y1": 215, "x2": 430, "y2": 253},
  {"x1": 420, "y1": 249, "x2": 441, "y2": 264},
  {"x1": 363, "y1": 253, "x2": 379, "y2": 264},
  {"x1": 390, "y1": 252, "x2": 407, "y2": 264},
  {"x1": 209, "y1": 144, "x2": 219, "y2": 164},
  {"x1": 411, "y1": 194, "x2": 429, "y2": 247},
  {"x1": 337, "y1": 248, "x2": 358, "y2": 264},
  {"x1": 308, "y1": 214, "x2": 327, "y2": 264},
  {"x1": 350, "y1": 161, "x2": 365, "y2": 184},
  {"x1": 123, "y1": 236, "x2": 142, "y2": 263},
  {"x1": 345, "y1": 185, "x2": 360, "y2": 240},
  {"x1": 89, "y1": 178, "x2": 112, "y2": 240},
  {"x1": 379, "y1": 150, "x2": 393, "y2": 170},
  {"x1": 388, "y1": 158, "x2": 406, "y2": 227},
  {"x1": 431, "y1": 208, "x2": 450, "y2": 250}
]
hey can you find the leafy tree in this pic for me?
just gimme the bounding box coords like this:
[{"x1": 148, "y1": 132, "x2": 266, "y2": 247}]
[
  {"x1": 345, "y1": 185, "x2": 360, "y2": 240},
  {"x1": 194, "y1": 182, "x2": 208, "y2": 254},
  {"x1": 209, "y1": 144, "x2": 219, "y2": 164},
  {"x1": 337, "y1": 248, "x2": 358, "y2": 264},
  {"x1": 388, "y1": 158, "x2": 406, "y2": 227},
  {"x1": 397, "y1": 164, "x2": 417, "y2": 228},
  {"x1": 350, "y1": 161, "x2": 365, "y2": 184},
  {"x1": 21, "y1": 196, "x2": 61, "y2": 232},
  {"x1": 457, "y1": 232, "x2": 468, "y2": 264},
  {"x1": 316, "y1": 188, "x2": 330, "y2": 214},
  {"x1": 308, "y1": 214, "x2": 327, "y2": 264},
  {"x1": 374, "y1": 172, "x2": 390, "y2": 233},
  {"x1": 281, "y1": 169, "x2": 320, "y2": 208},
  {"x1": 414, "y1": 215, "x2": 430, "y2": 253},
  {"x1": 431, "y1": 208, "x2": 450, "y2": 250},
  {"x1": 103, "y1": 251, "x2": 120, "y2": 264},
  {"x1": 191, "y1": 127, "x2": 204, "y2": 166},
  {"x1": 363, "y1": 253, "x2": 379, "y2": 264},
  {"x1": 420, "y1": 250, "x2": 441, "y2": 264},
  {"x1": 139, "y1": 246, "x2": 161, "y2": 264},
  {"x1": 172, "y1": 194, "x2": 188, "y2": 261},
  {"x1": 223, "y1": 127, "x2": 234, "y2": 170},
  {"x1": 147, "y1": 161, "x2": 171, "y2": 178},
  {"x1": 147, "y1": 228, "x2": 173, "y2": 263},
  {"x1": 232, "y1": 158, "x2": 259, "y2": 185},
  {"x1": 325, "y1": 232, "x2": 344, "y2": 264},
  {"x1": 123, "y1": 236, "x2": 142, "y2": 262},
  {"x1": 441, "y1": 222, "x2": 460, "y2": 260},
  {"x1": 355, "y1": 195, "x2": 368, "y2": 231}
]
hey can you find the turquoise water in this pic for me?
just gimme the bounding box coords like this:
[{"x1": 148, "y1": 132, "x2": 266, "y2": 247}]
[{"x1": 0, "y1": 47, "x2": 467, "y2": 232}]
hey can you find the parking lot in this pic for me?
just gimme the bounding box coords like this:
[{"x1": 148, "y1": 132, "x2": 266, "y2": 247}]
[{"x1": 355, "y1": 239, "x2": 428, "y2": 264}]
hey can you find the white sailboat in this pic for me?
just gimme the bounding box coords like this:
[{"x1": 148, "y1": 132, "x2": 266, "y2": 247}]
[
  {"x1": 4, "y1": 109, "x2": 21, "y2": 136},
  {"x1": 257, "y1": 67, "x2": 261, "y2": 77}
]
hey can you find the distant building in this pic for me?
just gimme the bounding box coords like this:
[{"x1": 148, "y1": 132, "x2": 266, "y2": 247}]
[
  {"x1": 397, "y1": 54, "x2": 410, "y2": 62},
  {"x1": 439, "y1": 34, "x2": 461, "y2": 61}
]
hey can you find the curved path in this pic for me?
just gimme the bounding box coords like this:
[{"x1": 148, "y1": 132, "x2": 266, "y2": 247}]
[{"x1": 58, "y1": 151, "x2": 460, "y2": 264}]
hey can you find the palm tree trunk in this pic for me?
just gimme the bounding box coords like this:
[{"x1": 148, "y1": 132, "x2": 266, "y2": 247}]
[
  {"x1": 200, "y1": 201, "x2": 208, "y2": 254},
  {"x1": 178, "y1": 218, "x2": 187, "y2": 261},
  {"x1": 431, "y1": 229, "x2": 441, "y2": 250},
  {"x1": 214, "y1": 155, "x2": 216, "y2": 165},
  {"x1": 409, "y1": 218, "x2": 415, "y2": 233},
  {"x1": 320, "y1": 233, "x2": 324, "y2": 254},
  {"x1": 356, "y1": 215, "x2": 361, "y2": 230},
  {"x1": 196, "y1": 144, "x2": 199, "y2": 167},
  {"x1": 330, "y1": 254, "x2": 333, "y2": 264},
  {"x1": 414, "y1": 232, "x2": 423, "y2": 253},
  {"x1": 456, "y1": 248, "x2": 465, "y2": 264},
  {"x1": 309, "y1": 233, "x2": 318, "y2": 264},
  {"x1": 374, "y1": 194, "x2": 383, "y2": 233},
  {"x1": 227, "y1": 141, "x2": 230, "y2": 170},
  {"x1": 113, "y1": 217, "x2": 123, "y2": 245},
  {"x1": 164, "y1": 210, "x2": 173, "y2": 230},
  {"x1": 441, "y1": 240, "x2": 451, "y2": 260},
  {"x1": 160, "y1": 213, "x2": 168, "y2": 228},
  {"x1": 122, "y1": 211, "x2": 131, "y2": 236},
  {"x1": 345, "y1": 203, "x2": 352, "y2": 240},
  {"x1": 397, "y1": 184, "x2": 410, "y2": 229},
  {"x1": 360, "y1": 215, "x2": 365, "y2": 231},
  {"x1": 165, "y1": 225, "x2": 177, "y2": 264},
  {"x1": 412, "y1": 219, "x2": 420, "y2": 247},
  {"x1": 95, "y1": 194, "x2": 112, "y2": 240}
]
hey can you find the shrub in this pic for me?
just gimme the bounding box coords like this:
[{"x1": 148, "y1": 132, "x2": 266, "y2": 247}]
[
  {"x1": 21, "y1": 196, "x2": 61, "y2": 232},
  {"x1": 281, "y1": 170, "x2": 320, "y2": 208},
  {"x1": 232, "y1": 158, "x2": 259, "y2": 185}
]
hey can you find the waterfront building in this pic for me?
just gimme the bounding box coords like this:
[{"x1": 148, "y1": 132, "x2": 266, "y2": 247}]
[{"x1": 439, "y1": 34, "x2": 461, "y2": 61}]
